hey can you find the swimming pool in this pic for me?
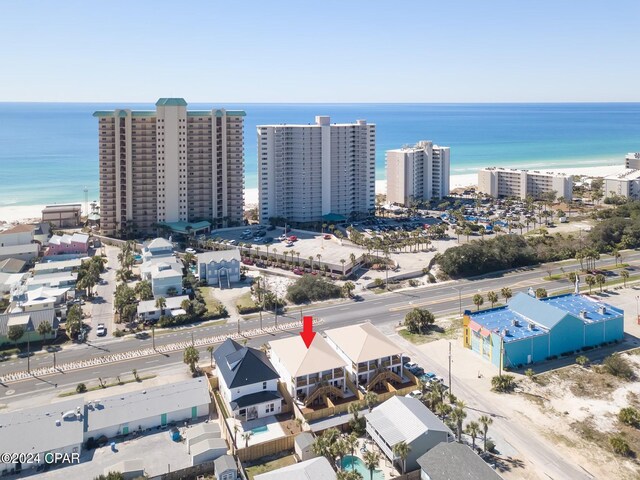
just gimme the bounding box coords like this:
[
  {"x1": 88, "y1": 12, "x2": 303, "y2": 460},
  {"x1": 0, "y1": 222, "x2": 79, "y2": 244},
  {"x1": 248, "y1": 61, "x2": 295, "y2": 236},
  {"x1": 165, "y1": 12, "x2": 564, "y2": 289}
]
[
  {"x1": 342, "y1": 455, "x2": 385, "y2": 480},
  {"x1": 250, "y1": 425, "x2": 269, "y2": 435}
]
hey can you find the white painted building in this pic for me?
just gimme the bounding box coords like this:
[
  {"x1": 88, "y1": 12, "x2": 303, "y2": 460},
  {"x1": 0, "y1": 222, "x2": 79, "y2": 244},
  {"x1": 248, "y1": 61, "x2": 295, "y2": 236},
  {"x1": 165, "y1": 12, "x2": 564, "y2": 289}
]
[
  {"x1": 137, "y1": 294, "x2": 189, "y2": 321},
  {"x1": 197, "y1": 250, "x2": 241, "y2": 287},
  {"x1": 478, "y1": 167, "x2": 573, "y2": 201},
  {"x1": 324, "y1": 323, "x2": 404, "y2": 389},
  {"x1": 213, "y1": 339, "x2": 282, "y2": 421},
  {"x1": 84, "y1": 378, "x2": 210, "y2": 439},
  {"x1": 0, "y1": 399, "x2": 84, "y2": 474},
  {"x1": 268, "y1": 335, "x2": 348, "y2": 404},
  {"x1": 386, "y1": 141, "x2": 450, "y2": 206},
  {"x1": 0, "y1": 224, "x2": 39, "y2": 262},
  {"x1": 258, "y1": 116, "x2": 376, "y2": 223},
  {"x1": 625, "y1": 152, "x2": 640, "y2": 169},
  {"x1": 140, "y1": 238, "x2": 183, "y2": 297},
  {"x1": 604, "y1": 167, "x2": 640, "y2": 200},
  {"x1": 254, "y1": 456, "x2": 336, "y2": 480}
]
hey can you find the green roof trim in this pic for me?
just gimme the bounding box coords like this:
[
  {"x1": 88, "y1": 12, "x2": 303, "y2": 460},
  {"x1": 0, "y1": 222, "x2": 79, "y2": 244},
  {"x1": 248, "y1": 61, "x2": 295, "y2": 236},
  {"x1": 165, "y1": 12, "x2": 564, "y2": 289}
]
[
  {"x1": 187, "y1": 111, "x2": 212, "y2": 117},
  {"x1": 156, "y1": 98, "x2": 188, "y2": 106},
  {"x1": 322, "y1": 213, "x2": 347, "y2": 222},
  {"x1": 159, "y1": 220, "x2": 211, "y2": 234},
  {"x1": 215, "y1": 110, "x2": 246, "y2": 117},
  {"x1": 93, "y1": 111, "x2": 114, "y2": 117},
  {"x1": 131, "y1": 111, "x2": 157, "y2": 117}
]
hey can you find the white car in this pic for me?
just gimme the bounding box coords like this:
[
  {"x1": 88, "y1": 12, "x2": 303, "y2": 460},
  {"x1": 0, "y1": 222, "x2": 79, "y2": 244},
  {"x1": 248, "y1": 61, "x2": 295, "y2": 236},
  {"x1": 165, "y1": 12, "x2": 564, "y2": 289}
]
[
  {"x1": 405, "y1": 390, "x2": 422, "y2": 399},
  {"x1": 96, "y1": 324, "x2": 107, "y2": 336},
  {"x1": 185, "y1": 248, "x2": 196, "y2": 254}
]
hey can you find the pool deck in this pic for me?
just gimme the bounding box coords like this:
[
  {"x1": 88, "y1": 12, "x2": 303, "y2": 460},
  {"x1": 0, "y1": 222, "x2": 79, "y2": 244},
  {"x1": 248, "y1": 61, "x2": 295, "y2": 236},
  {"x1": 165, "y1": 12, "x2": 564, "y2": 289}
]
[
  {"x1": 348, "y1": 437, "x2": 398, "y2": 479},
  {"x1": 231, "y1": 415, "x2": 286, "y2": 447}
]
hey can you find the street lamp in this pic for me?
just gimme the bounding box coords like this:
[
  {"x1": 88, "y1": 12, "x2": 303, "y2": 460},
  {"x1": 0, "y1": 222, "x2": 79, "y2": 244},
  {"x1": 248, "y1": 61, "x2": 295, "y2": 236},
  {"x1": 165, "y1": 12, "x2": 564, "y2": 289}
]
[{"x1": 451, "y1": 285, "x2": 464, "y2": 315}]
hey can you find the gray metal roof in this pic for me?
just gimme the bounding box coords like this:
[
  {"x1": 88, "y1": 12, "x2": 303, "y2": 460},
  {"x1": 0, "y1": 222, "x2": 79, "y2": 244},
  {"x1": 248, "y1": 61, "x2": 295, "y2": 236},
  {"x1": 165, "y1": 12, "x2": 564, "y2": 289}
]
[
  {"x1": 190, "y1": 437, "x2": 228, "y2": 456},
  {"x1": 230, "y1": 391, "x2": 282, "y2": 410},
  {"x1": 295, "y1": 432, "x2": 315, "y2": 450},
  {"x1": 0, "y1": 398, "x2": 84, "y2": 456},
  {"x1": 85, "y1": 378, "x2": 210, "y2": 433},
  {"x1": 366, "y1": 396, "x2": 452, "y2": 446},
  {"x1": 214, "y1": 454, "x2": 237, "y2": 473},
  {"x1": 214, "y1": 339, "x2": 280, "y2": 388},
  {"x1": 254, "y1": 457, "x2": 336, "y2": 480},
  {"x1": 0, "y1": 308, "x2": 58, "y2": 336},
  {"x1": 417, "y1": 442, "x2": 503, "y2": 480},
  {"x1": 198, "y1": 250, "x2": 241, "y2": 264}
]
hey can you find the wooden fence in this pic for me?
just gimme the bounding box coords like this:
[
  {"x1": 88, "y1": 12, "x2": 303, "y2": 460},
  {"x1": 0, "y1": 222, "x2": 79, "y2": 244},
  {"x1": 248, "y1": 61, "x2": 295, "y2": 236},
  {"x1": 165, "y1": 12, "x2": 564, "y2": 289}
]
[{"x1": 235, "y1": 434, "x2": 296, "y2": 462}]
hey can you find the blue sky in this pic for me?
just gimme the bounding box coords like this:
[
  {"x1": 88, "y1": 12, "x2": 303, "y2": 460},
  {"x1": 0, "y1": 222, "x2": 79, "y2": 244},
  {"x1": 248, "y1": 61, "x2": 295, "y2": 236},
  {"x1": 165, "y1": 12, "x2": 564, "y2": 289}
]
[{"x1": 1, "y1": 0, "x2": 639, "y2": 102}]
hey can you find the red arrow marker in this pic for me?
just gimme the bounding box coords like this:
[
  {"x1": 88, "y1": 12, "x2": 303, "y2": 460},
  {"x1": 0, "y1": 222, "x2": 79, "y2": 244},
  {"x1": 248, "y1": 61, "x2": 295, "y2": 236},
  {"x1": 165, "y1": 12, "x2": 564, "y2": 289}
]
[{"x1": 300, "y1": 316, "x2": 316, "y2": 349}]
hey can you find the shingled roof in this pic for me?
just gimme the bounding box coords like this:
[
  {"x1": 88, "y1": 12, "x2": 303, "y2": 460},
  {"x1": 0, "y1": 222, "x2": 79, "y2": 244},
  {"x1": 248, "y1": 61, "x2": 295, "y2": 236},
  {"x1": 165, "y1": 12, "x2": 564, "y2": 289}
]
[{"x1": 214, "y1": 338, "x2": 280, "y2": 388}]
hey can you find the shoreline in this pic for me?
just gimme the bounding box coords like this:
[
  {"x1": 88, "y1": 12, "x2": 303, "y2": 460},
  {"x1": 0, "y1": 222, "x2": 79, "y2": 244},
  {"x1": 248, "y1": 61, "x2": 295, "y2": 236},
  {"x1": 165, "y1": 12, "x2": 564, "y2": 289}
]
[{"x1": 0, "y1": 164, "x2": 627, "y2": 224}]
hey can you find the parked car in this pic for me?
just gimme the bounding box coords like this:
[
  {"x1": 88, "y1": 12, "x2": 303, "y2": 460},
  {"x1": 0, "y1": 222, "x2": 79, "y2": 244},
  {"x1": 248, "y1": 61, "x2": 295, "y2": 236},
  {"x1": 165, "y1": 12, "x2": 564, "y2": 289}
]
[
  {"x1": 288, "y1": 235, "x2": 298, "y2": 242},
  {"x1": 278, "y1": 234, "x2": 287, "y2": 241},
  {"x1": 228, "y1": 240, "x2": 238, "y2": 246},
  {"x1": 285, "y1": 242, "x2": 294, "y2": 247},
  {"x1": 405, "y1": 390, "x2": 422, "y2": 399},
  {"x1": 293, "y1": 268, "x2": 304, "y2": 275},
  {"x1": 242, "y1": 258, "x2": 254, "y2": 266},
  {"x1": 96, "y1": 324, "x2": 107, "y2": 336},
  {"x1": 185, "y1": 248, "x2": 196, "y2": 254},
  {"x1": 267, "y1": 225, "x2": 275, "y2": 231},
  {"x1": 323, "y1": 234, "x2": 332, "y2": 240}
]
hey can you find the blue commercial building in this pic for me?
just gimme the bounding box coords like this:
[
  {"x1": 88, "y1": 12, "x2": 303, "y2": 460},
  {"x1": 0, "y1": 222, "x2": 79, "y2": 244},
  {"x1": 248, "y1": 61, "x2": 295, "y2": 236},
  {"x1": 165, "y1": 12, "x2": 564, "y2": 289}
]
[{"x1": 463, "y1": 292, "x2": 624, "y2": 368}]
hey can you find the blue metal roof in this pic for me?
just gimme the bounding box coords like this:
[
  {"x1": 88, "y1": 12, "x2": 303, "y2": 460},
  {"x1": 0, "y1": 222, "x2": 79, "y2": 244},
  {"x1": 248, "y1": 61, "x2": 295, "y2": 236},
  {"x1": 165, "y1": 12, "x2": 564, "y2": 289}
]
[
  {"x1": 541, "y1": 294, "x2": 623, "y2": 324},
  {"x1": 468, "y1": 305, "x2": 547, "y2": 343},
  {"x1": 469, "y1": 292, "x2": 623, "y2": 343}
]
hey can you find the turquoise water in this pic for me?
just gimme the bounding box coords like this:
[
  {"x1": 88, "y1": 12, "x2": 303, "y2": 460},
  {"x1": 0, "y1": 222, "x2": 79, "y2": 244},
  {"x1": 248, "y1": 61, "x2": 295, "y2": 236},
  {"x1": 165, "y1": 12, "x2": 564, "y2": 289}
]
[
  {"x1": 250, "y1": 425, "x2": 269, "y2": 435},
  {"x1": 342, "y1": 455, "x2": 385, "y2": 480},
  {"x1": 1, "y1": 103, "x2": 639, "y2": 207}
]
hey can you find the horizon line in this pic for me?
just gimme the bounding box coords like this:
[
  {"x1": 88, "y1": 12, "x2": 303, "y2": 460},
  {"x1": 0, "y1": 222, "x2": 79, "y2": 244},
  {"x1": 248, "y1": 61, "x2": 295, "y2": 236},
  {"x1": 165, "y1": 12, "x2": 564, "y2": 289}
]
[{"x1": 2, "y1": 100, "x2": 640, "y2": 105}]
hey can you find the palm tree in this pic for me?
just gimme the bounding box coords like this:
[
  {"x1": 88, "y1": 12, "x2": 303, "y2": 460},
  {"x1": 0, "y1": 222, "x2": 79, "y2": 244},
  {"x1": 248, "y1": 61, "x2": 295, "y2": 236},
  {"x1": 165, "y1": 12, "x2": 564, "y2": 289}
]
[
  {"x1": 364, "y1": 391, "x2": 378, "y2": 413},
  {"x1": 207, "y1": 345, "x2": 214, "y2": 368},
  {"x1": 472, "y1": 293, "x2": 484, "y2": 311},
  {"x1": 241, "y1": 431, "x2": 253, "y2": 447},
  {"x1": 183, "y1": 345, "x2": 200, "y2": 374},
  {"x1": 621, "y1": 270, "x2": 630, "y2": 287},
  {"x1": 316, "y1": 253, "x2": 322, "y2": 272},
  {"x1": 155, "y1": 297, "x2": 167, "y2": 316},
  {"x1": 8, "y1": 325, "x2": 25, "y2": 348},
  {"x1": 340, "y1": 258, "x2": 346, "y2": 276},
  {"x1": 349, "y1": 252, "x2": 357, "y2": 270},
  {"x1": 344, "y1": 433, "x2": 359, "y2": 470},
  {"x1": 37, "y1": 320, "x2": 53, "y2": 346},
  {"x1": 479, "y1": 415, "x2": 493, "y2": 452},
  {"x1": 585, "y1": 274, "x2": 596, "y2": 294},
  {"x1": 487, "y1": 291, "x2": 498, "y2": 308},
  {"x1": 501, "y1": 287, "x2": 512, "y2": 303},
  {"x1": 595, "y1": 273, "x2": 606, "y2": 292},
  {"x1": 435, "y1": 402, "x2": 451, "y2": 421},
  {"x1": 337, "y1": 471, "x2": 363, "y2": 480},
  {"x1": 450, "y1": 406, "x2": 467, "y2": 442},
  {"x1": 466, "y1": 420, "x2": 480, "y2": 450},
  {"x1": 392, "y1": 441, "x2": 411, "y2": 474},
  {"x1": 362, "y1": 450, "x2": 380, "y2": 480},
  {"x1": 308, "y1": 255, "x2": 314, "y2": 271}
]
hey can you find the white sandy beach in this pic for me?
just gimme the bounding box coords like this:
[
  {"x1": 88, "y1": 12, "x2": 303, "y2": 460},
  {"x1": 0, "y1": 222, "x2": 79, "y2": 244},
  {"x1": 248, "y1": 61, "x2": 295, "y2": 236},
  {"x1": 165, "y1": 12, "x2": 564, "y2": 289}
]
[{"x1": 0, "y1": 164, "x2": 627, "y2": 224}]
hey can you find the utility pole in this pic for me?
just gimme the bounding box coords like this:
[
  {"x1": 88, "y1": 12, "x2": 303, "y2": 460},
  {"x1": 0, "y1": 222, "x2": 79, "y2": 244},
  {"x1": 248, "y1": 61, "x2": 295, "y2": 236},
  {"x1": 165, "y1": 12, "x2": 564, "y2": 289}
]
[
  {"x1": 53, "y1": 351, "x2": 56, "y2": 369},
  {"x1": 451, "y1": 286, "x2": 464, "y2": 315},
  {"x1": 27, "y1": 338, "x2": 31, "y2": 374},
  {"x1": 191, "y1": 331, "x2": 194, "y2": 346},
  {"x1": 499, "y1": 337, "x2": 504, "y2": 377},
  {"x1": 152, "y1": 326, "x2": 155, "y2": 351},
  {"x1": 448, "y1": 341, "x2": 452, "y2": 396},
  {"x1": 274, "y1": 290, "x2": 278, "y2": 328}
]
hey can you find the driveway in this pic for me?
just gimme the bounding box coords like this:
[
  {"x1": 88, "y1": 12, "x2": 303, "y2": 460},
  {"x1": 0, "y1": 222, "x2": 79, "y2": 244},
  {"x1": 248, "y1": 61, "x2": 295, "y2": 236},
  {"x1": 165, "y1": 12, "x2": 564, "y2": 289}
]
[{"x1": 88, "y1": 245, "x2": 119, "y2": 340}]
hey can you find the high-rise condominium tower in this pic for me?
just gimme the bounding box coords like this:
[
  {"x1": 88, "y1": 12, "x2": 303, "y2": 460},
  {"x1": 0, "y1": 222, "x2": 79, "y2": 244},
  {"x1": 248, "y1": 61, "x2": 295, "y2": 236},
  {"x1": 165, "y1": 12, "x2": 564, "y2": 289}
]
[
  {"x1": 386, "y1": 141, "x2": 450, "y2": 206},
  {"x1": 257, "y1": 116, "x2": 375, "y2": 224},
  {"x1": 95, "y1": 98, "x2": 244, "y2": 237}
]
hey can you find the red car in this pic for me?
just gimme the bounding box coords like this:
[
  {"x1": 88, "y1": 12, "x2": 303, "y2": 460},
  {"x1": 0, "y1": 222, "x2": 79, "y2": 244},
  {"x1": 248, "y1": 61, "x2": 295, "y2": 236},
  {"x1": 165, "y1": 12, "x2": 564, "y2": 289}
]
[
  {"x1": 293, "y1": 268, "x2": 303, "y2": 275},
  {"x1": 323, "y1": 234, "x2": 332, "y2": 240},
  {"x1": 288, "y1": 235, "x2": 298, "y2": 242},
  {"x1": 242, "y1": 258, "x2": 254, "y2": 266}
]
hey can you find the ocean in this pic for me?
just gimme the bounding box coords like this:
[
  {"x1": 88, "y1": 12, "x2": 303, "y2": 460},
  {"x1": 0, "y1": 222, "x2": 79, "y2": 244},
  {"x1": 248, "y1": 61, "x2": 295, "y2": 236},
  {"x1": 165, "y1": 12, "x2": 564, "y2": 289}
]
[{"x1": 1, "y1": 102, "x2": 639, "y2": 207}]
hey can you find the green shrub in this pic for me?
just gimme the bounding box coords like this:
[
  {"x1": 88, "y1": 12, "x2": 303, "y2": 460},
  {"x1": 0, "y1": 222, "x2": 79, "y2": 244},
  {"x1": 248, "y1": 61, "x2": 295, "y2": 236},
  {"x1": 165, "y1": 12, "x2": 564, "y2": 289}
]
[
  {"x1": 603, "y1": 354, "x2": 634, "y2": 380},
  {"x1": 491, "y1": 374, "x2": 516, "y2": 393},
  {"x1": 113, "y1": 329, "x2": 124, "y2": 338},
  {"x1": 286, "y1": 275, "x2": 341, "y2": 304},
  {"x1": 575, "y1": 355, "x2": 589, "y2": 367},
  {"x1": 610, "y1": 435, "x2": 631, "y2": 456},
  {"x1": 618, "y1": 407, "x2": 640, "y2": 428},
  {"x1": 76, "y1": 383, "x2": 87, "y2": 393}
]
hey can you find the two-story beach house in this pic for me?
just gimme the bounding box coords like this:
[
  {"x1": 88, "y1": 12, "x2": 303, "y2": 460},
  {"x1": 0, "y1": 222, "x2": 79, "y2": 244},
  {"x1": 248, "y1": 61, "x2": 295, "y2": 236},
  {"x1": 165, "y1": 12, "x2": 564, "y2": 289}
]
[
  {"x1": 325, "y1": 322, "x2": 405, "y2": 390},
  {"x1": 140, "y1": 238, "x2": 183, "y2": 297},
  {"x1": 197, "y1": 250, "x2": 241, "y2": 288},
  {"x1": 268, "y1": 335, "x2": 348, "y2": 407},
  {"x1": 213, "y1": 339, "x2": 282, "y2": 421}
]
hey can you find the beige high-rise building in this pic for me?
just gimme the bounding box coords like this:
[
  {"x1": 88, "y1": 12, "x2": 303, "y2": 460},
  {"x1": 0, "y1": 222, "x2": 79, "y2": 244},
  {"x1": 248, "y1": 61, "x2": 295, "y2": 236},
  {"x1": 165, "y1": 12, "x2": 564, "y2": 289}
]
[
  {"x1": 478, "y1": 167, "x2": 573, "y2": 201},
  {"x1": 386, "y1": 141, "x2": 450, "y2": 206},
  {"x1": 257, "y1": 116, "x2": 375, "y2": 224},
  {"x1": 95, "y1": 98, "x2": 244, "y2": 237}
]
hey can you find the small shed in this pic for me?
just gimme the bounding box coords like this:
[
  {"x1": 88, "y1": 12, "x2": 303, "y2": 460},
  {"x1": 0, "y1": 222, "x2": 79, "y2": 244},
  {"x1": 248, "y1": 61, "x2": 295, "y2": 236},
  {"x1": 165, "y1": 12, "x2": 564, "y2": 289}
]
[
  {"x1": 295, "y1": 432, "x2": 316, "y2": 461},
  {"x1": 214, "y1": 454, "x2": 238, "y2": 480},
  {"x1": 186, "y1": 422, "x2": 221, "y2": 451},
  {"x1": 190, "y1": 437, "x2": 228, "y2": 466}
]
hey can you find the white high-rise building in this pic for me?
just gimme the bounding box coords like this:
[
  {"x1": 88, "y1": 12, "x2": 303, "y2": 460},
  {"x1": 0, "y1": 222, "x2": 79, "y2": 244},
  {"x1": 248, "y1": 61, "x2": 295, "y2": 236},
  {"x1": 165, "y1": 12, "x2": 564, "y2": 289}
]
[
  {"x1": 478, "y1": 167, "x2": 573, "y2": 201},
  {"x1": 625, "y1": 152, "x2": 640, "y2": 169},
  {"x1": 386, "y1": 141, "x2": 450, "y2": 206},
  {"x1": 95, "y1": 98, "x2": 245, "y2": 237},
  {"x1": 257, "y1": 116, "x2": 375, "y2": 224}
]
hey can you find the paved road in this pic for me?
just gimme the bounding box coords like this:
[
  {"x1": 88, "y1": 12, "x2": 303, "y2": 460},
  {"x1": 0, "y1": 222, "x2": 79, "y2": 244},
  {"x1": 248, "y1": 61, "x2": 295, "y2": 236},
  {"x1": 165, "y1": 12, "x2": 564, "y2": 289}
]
[
  {"x1": 87, "y1": 245, "x2": 118, "y2": 340},
  {"x1": 2, "y1": 250, "x2": 638, "y2": 397}
]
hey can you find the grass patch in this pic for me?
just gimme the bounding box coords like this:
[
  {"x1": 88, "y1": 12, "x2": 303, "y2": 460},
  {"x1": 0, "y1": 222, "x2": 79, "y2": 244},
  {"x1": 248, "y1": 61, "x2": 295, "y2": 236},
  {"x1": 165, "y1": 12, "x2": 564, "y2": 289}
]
[
  {"x1": 521, "y1": 392, "x2": 548, "y2": 408},
  {"x1": 200, "y1": 286, "x2": 224, "y2": 314},
  {"x1": 245, "y1": 455, "x2": 297, "y2": 480},
  {"x1": 236, "y1": 292, "x2": 260, "y2": 314},
  {"x1": 399, "y1": 317, "x2": 462, "y2": 345},
  {"x1": 540, "y1": 365, "x2": 621, "y2": 399},
  {"x1": 398, "y1": 329, "x2": 432, "y2": 345},
  {"x1": 59, "y1": 374, "x2": 156, "y2": 397}
]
